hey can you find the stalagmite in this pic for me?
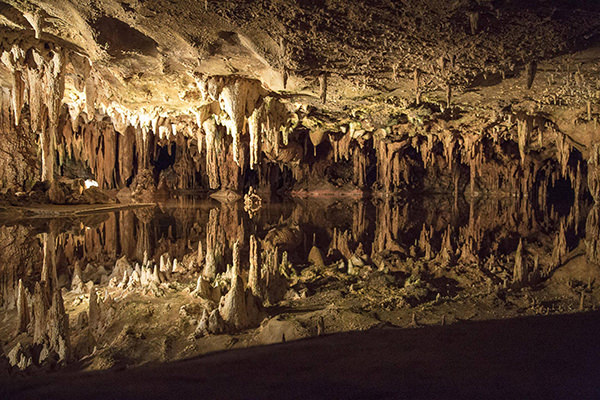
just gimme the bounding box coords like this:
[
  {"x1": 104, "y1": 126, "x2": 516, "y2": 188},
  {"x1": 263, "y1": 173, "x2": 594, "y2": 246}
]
[
  {"x1": 218, "y1": 268, "x2": 248, "y2": 330},
  {"x1": 208, "y1": 309, "x2": 226, "y2": 334},
  {"x1": 88, "y1": 287, "x2": 100, "y2": 338},
  {"x1": 308, "y1": 245, "x2": 325, "y2": 268},
  {"x1": 47, "y1": 290, "x2": 71, "y2": 363},
  {"x1": 232, "y1": 240, "x2": 240, "y2": 277},
  {"x1": 71, "y1": 262, "x2": 83, "y2": 293},
  {"x1": 32, "y1": 282, "x2": 50, "y2": 344},
  {"x1": 248, "y1": 235, "x2": 261, "y2": 298},
  {"x1": 15, "y1": 279, "x2": 29, "y2": 334}
]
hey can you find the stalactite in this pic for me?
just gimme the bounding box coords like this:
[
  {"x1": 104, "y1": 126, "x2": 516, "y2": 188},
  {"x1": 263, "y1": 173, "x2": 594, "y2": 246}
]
[
  {"x1": 204, "y1": 117, "x2": 221, "y2": 189},
  {"x1": 517, "y1": 116, "x2": 531, "y2": 165},
  {"x1": 555, "y1": 132, "x2": 571, "y2": 177},
  {"x1": 119, "y1": 126, "x2": 136, "y2": 187},
  {"x1": 1, "y1": 45, "x2": 25, "y2": 126},
  {"x1": 375, "y1": 136, "x2": 406, "y2": 192},
  {"x1": 248, "y1": 107, "x2": 261, "y2": 170}
]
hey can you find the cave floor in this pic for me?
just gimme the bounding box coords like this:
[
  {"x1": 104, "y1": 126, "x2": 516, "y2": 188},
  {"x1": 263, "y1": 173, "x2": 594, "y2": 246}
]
[{"x1": 3, "y1": 310, "x2": 600, "y2": 399}]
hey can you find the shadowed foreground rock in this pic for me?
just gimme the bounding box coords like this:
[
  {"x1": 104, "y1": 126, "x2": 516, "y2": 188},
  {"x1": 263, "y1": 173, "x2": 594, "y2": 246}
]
[{"x1": 3, "y1": 311, "x2": 600, "y2": 400}]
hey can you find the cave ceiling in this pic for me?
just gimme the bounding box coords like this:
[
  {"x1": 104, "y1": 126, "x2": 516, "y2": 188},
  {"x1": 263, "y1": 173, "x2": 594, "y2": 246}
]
[{"x1": 0, "y1": 0, "x2": 598, "y2": 129}]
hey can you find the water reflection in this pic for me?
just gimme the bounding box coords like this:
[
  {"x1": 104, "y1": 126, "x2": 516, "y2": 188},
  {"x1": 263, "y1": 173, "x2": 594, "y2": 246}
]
[{"x1": 0, "y1": 193, "x2": 596, "y2": 371}]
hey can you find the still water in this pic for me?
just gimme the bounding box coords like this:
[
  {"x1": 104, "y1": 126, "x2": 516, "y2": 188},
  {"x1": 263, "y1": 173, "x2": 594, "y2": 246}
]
[{"x1": 0, "y1": 193, "x2": 597, "y2": 370}]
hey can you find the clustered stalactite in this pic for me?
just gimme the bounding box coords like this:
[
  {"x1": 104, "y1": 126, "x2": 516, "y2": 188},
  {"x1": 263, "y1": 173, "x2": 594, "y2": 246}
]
[{"x1": 0, "y1": 38, "x2": 595, "y2": 206}]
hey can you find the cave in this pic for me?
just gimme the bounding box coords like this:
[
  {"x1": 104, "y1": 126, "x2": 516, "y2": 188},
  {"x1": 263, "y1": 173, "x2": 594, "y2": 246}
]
[{"x1": 1, "y1": 1, "x2": 600, "y2": 398}]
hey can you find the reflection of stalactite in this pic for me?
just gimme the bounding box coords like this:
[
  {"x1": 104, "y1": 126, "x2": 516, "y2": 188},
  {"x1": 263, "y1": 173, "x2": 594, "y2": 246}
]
[
  {"x1": 588, "y1": 144, "x2": 600, "y2": 203},
  {"x1": 586, "y1": 206, "x2": 600, "y2": 264},
  {"x1": 551, "y1": 220, "x2": 567, "y2": 271},
  {"x1": 525, "y1": 60, "x2": 537, "y2": 89},
  {"x1": 204, "y1": 208, "x2": 223, "y2": 279},
  {"x1": 330, "y1": 229, "x2": 353, "y2": 260},
  {"x1": 438, "y1": 225, "x2": 455, "y2": 266},
  {"x1": 372, "y1": 200, "x2": 405, "y2": 256},
  {"x1": 517, "y1": 116, "x2": 531, "y2": 165},
  {"x1": 119, "y1": 210, "x2": 136, "y2": 259},
  {"x1": 513, "y1": 239, "x2": 526, "y2": 287},
  {"x1": 352, "y1": 201, "x2": 367, "y2": 242},
  {"x1": 418, "y1": 224, "x2": 433, "y2": 260},
  {"x1": 41, "y1": 232, "x2": 59, "y2": 292}
]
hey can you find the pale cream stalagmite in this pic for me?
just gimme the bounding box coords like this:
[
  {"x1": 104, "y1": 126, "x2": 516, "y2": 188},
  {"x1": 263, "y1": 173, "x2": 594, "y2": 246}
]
[
  {"x1": 32, "y1": 281, "x2": 50, "y2": 345},
  {"x1": 15, "y1": 279, "x2": 29, "y2": 334},
  {"x1": 47, "y1": 289, "x2": 71, "y2": 363},
  {"x1": 217, "y1": 240, "x2": 264, "y2": 330},
  {"x1": 218, "y1": 241, "x2": 249, "y2": 329},
  {"x1": 88, "y1": 287, "x2": 100, "y2": 339},
  {"x1": 248, "y1": 235, "x2": 261, "y2": 299}
]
